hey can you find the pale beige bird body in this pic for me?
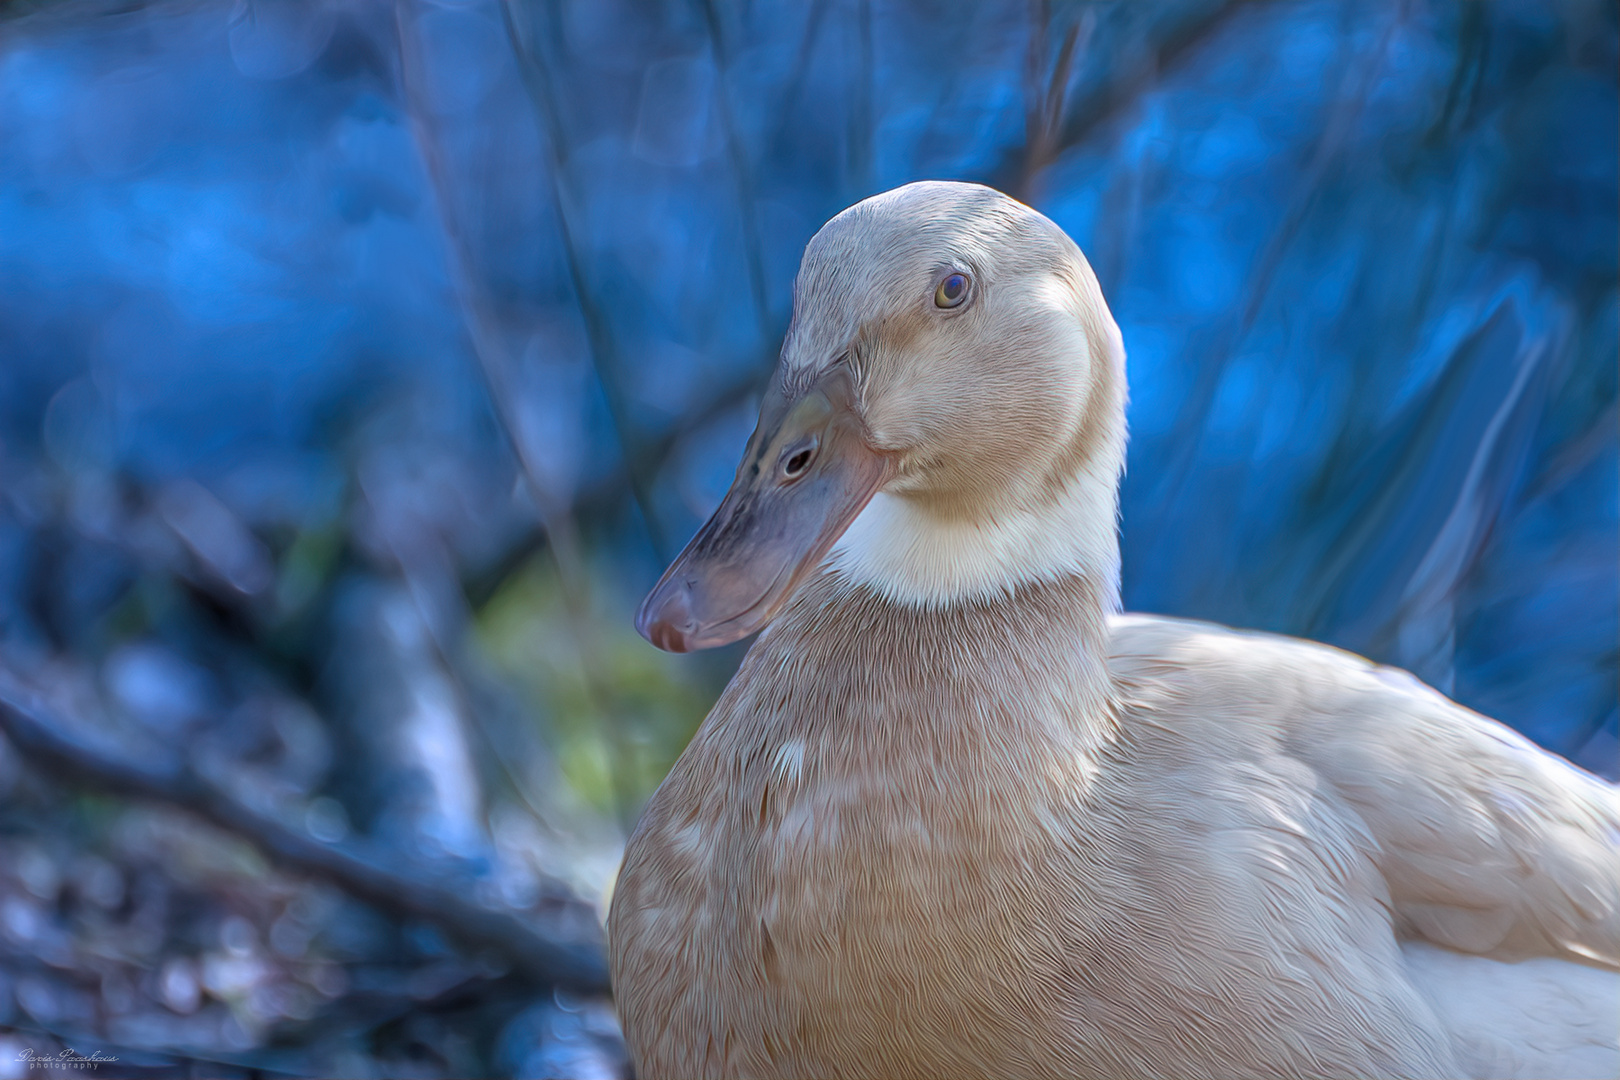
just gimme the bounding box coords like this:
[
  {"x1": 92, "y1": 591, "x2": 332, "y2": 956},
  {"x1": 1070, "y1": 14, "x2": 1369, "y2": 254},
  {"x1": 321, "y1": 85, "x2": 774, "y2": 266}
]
[{"x1": 609, "y1": 181, "x2": 1620, "y2": 1080}]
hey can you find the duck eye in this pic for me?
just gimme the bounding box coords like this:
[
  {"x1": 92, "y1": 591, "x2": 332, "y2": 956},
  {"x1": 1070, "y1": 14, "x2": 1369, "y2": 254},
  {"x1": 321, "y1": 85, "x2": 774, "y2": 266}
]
[
  {"x1": 934, "y1": 271, "x2": 970, "y2": 309},
  {"x1": 780, "y1": 440, "x2": 818, "y2": 482}
]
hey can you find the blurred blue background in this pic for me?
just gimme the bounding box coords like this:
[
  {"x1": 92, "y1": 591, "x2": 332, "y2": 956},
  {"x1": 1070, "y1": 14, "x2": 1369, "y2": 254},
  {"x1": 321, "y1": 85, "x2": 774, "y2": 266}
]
[{"x1": 0, "y1": 0, "x2": 1613, "y2": 1075}]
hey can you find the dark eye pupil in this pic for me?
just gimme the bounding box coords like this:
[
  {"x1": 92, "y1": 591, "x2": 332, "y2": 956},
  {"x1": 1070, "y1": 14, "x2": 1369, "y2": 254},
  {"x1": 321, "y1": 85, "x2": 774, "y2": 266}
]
[
  {"x1": 785, "y1": 449, "x2": 812, "y2": 476},
  {"x1": 945, "y1": 275, "x2": 965, "y2": 298}
]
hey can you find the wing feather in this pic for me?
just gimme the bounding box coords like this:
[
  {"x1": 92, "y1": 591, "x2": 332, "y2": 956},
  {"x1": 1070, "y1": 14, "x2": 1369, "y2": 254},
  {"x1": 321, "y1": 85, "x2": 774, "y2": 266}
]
[{"x1": 1108, "y1": 613, "x2": 1620, "y2": 969}]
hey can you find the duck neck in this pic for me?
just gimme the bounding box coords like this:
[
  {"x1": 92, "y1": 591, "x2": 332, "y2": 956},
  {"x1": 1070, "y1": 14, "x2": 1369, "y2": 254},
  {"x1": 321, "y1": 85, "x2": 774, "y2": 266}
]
[
  {"x1": 826, "y1": 466, "x2": 1123, "y2": 615},
  {"x1": 826, "y1": 337, "x2": 1127, "y2": 619},
  {"x1": 759, "y1": 559, "x2": 1120, "y2": 763}
]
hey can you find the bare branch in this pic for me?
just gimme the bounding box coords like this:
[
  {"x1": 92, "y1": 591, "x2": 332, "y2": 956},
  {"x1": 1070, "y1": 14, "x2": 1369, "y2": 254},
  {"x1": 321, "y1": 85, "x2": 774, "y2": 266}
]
[
  {"x1": 0, "y1": 677, "x2": 611, "y2": 995},
  {"x1": 461, "y1": 362, "x2": 765, "y2": 607},
  {"x1": 1149, "y1": 0, "x2": 1410, "y2": 508},
  {"x1": 398, "y1": 0, "x2": 647, "y2": 830},
  {"x1": 1020, "y1": 0, "x2": 1089, "y2": 197},
  {"x1": 995, "y1": 0, "x2": 1255, "y2": 191},
  {"x1": 849, "y1": 0, "x2": 874, "y2": 197},
  {"x1": 700, "y1": 0, "x2": 776, "y2": 338},
  {"x1": 489, "y1": 0, "x2": 674, "y2": 560}
]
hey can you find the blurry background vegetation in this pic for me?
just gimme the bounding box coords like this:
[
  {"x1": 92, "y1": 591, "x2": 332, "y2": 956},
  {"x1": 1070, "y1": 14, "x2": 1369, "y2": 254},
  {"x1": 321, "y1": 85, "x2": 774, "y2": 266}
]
[{"x1": 0, "y1": 0, "x2": 1614, "y2": 1076}]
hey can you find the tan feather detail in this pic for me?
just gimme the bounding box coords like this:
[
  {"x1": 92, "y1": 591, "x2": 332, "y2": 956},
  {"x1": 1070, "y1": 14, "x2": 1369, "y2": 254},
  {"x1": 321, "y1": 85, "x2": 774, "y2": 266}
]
[
  {"x1": 610, "y1": 182, "x2": 1620, "y2": 1080},
  {"x1": 1108, "y1": 613, "x2": 1620, "y2": 971}
]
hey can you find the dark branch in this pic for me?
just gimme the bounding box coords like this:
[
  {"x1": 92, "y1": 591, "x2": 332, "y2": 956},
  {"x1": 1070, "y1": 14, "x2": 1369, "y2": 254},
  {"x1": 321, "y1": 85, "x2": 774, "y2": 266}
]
[
  {"x1": 993, "y1": 0, "x2": 1254, "y2": 192},
  {"x1": 495, "y1": 0, "x2": 675, "y2": 561},
  {"x1": 0, "y1": 678, "x2": 611, "y2": 995}
]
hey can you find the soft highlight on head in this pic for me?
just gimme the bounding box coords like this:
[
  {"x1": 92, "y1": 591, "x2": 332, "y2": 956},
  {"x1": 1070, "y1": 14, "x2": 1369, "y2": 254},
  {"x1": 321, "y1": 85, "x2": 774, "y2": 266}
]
[
  {"x1": 786, "y1": 181, "x2": 1128, "y2": 608},
  {"x1": 635, "y1": 180, "x2": 1128, "y2": 651}
]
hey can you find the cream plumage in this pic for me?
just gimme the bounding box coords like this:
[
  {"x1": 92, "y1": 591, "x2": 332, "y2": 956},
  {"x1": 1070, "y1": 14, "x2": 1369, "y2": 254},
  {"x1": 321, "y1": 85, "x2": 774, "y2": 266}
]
[{"x1": 609, "y1": 181, "x2": 1620, "y2": 1080}]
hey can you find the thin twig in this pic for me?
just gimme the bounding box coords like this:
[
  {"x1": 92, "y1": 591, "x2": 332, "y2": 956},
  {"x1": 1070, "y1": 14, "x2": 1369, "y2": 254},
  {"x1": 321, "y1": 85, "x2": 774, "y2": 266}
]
[
  {"x1": 992, "y1": 0, "x2": 1254, "y2": 191},
  {"x1": 461, "y1": 363, "x2": 764, "y2": 608},
  {"x1": 1020, "y1": 0, "x2": 1089, "y2": 199},
  {"x1": 779, "y1": 0, "x2": 833, "y2": 128},
  {"x1": 849, "y1": 0, "x2": 874, "y2": 197},
  {"x1": 495, "y1": 0, "x2": 673, "y2": 560},
  {"x1": 0, "y1": 678, "x2": 611, "y2": 994},
  {"x1": 396, "y1": 0, "x2": 645, "y2": 832},
  {"x1": 1145, "y1": 0, "x2": 1410, "y2": 521},
  {"x1": 700, "y1": 0, "x2": 775, "y2": 338}
]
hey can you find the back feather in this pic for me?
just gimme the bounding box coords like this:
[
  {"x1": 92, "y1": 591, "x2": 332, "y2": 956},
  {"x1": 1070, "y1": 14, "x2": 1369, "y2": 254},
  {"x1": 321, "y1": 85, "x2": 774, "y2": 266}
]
[{"x1": 1109, "y1": 613, "x2": 1620, "y2": 968}]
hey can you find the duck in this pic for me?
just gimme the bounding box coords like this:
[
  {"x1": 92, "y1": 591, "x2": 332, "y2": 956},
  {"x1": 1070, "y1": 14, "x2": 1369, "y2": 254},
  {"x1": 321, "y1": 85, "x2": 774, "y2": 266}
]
[{"x1": 607, "y1": 180, "x2": 1620, "y2": 1080}]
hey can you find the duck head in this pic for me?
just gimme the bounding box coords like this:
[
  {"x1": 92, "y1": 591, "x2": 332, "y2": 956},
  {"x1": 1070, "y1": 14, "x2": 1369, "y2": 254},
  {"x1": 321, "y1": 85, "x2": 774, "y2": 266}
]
[{"x1": 637, "y1": 181, "x2": 1127, "y2": 652}]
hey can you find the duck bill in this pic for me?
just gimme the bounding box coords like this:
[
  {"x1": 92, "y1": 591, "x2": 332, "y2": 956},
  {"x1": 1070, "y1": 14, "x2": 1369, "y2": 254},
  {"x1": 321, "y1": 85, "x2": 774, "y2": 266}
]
[{"x1": 636, "y1": 367, "x2": 891, "y2": 652}]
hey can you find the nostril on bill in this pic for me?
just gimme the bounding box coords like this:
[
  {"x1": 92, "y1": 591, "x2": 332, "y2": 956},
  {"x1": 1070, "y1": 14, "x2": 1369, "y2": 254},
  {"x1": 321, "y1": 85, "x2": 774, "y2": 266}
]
[{"x1": 637, "y1": 584, "x2": 696, "y2": 652}]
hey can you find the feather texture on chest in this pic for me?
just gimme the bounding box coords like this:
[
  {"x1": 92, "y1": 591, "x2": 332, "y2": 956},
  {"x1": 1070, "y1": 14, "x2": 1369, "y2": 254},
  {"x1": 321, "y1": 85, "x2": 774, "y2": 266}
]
[
  {"x1": 611, "y1": 572, "x2": 1125, "y2": 1079},
  {"x1": 608, "y1": 182, "x2": 1619, "y2": 1080}
]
